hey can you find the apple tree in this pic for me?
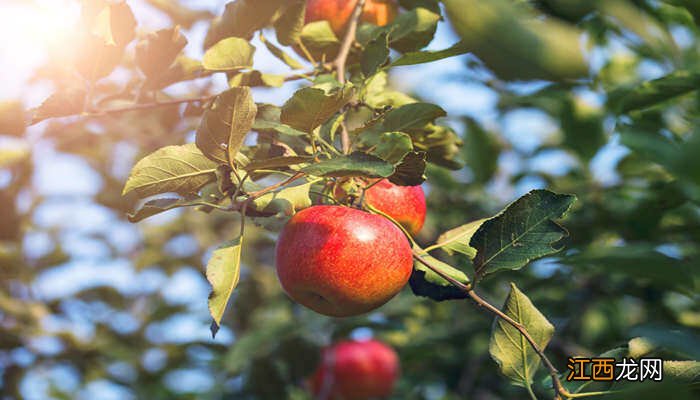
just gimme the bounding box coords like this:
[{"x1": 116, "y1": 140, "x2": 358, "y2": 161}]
[{"x1": 0, "y1": 0, "x2": 699, "y2": 399}]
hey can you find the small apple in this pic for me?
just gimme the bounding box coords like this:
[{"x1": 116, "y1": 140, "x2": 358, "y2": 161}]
[
  {"x1": 365, "y1": 179, "x2": 426, "y2": 236},
  {"x1": 275, "y1": 205, "x2": 412, "y2": 317},
  {"x1": 305, "y1": 0, "x2": 398, "y2": 35},
  {"x1": 309, "y1": 339, "x2": 399, "y2": 400}
]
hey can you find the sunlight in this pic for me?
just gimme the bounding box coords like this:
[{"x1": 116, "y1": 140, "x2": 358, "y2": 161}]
[
  {"x1": 0, "y1": 0, "x2": 82, "y2": 99},
  {"x1": 0, "y1": 0, "x2": 81, "y2": 64}
]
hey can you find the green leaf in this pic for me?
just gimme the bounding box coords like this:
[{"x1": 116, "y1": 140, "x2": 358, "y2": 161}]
[
  {"x1": 664, "y1": 361, "x2": 700, "y2": 382},
  {"x1": 382, "y1": 103, "x2": 446, "y2": 132},
  {"x1": 253, "y1": 104, "x2": 307, "y2": 137},
  {"x1": 142, "y1": 56, "x2": 206, "y2": 90},
  {"x1": 260, "y1": 34, "x2": 303, "y2": 70},
  {"x1": 274, "y1": 0, "x2": 306, "y2": 47},
  {"x1": 229, "y1": 70, "x2": 285, "y2": 88},
  {"x1": 281, "y1": 86, "x2": 354, "y2": 133},
  {"x1": 107, "y1": 2, "x2": 137, "y2": 46},
  {"x1": 463, "y1": 118, "x2": 500, "y2": 183},
  {"x1": 362, "y1": 31, "x2": 390, "y2": 77},
  {"x1": 203, "y1": 37, "x2": 256, "y2": 71},
  {"x1": 207, "y1": 237, "x2": 243, "y2": 338},
  {"x1": 471, "y1": 190, "x2": 576, "y2": 279},
  {"x1": 127, "y1": 197, "x2": 210, "y2": 223},
  {"x1": 301, "y1": 152, "x2": 394, "y2": 178},
  {"x1": 204, "y1": 0, "x2": 286, "y2": 48},
  {"x1": 419, "y1": 124, "x2": 464, "y2": 170},
  {"x1": 299, "y1": 20, "x2": 340, "y2": 57},
  {"x1": 224, "y1": 319, "x2": 295, "y2": 373},
  {"x1": 31, "y1": 89, "x2": 87, "y2": 124},
  {"x1": 608, "y1": 70, "x2": 700, "y2": 114},
  {"x1": 435, "y1": 219, "x2": 488, "y2": 258},
  {"x1": 196, "y1": 87, "x2": 258, "y2": 165},
  {"x1": 135, "y1": 27, "x2": 188, "y2": 79},
  {"x1": 489, "y1": 283, "x2": 555, "y2": 388},
  {"x1": 244, "y1": 156, "x2": 312, "y2": 172},
  {"x1": 410, "y1": 251, "x2": 470, "y2": 301},
  {"x1": 0, "y1": 101, "x2": 26, "y2": 136},
  {"x1": 358, "y1": 131, "x2": 413, "y2": 164},
  {"x1": 122, "y1": 144, "x2": 219, "y2": 198},
  {"x1": 560, "y1": 97, "x2": 605, "y2": 160},
  {"x1": 391, "y1": 41, "x2": 470, "y2": 66},
  {"x1": 566, "y1": 245, "x2": 698, "y2": 296},
  {"x1": 443, "y1": 0, "x2": 587, "y2": 81},
  {"x1": 389, "y1": 151, "x2": 427, "y2": 186},
  {"x1": 320, "y1": 113, "x2": 345, "y2": 143},
  {"x1": 362, "y1": 71, "x2": 417, "y2": 109},
  {"x1": 251, "y1": 181, "x2": 313, "y2": 215},
  {"x1": 620, "y1": 128, "x2": 700, "y2": 186},
  {"x1": 630, "y1": 326, "x2": 700, "y2": 360},
  {"x1": 388, "y1": 7, "x2": 441, "y2": 53}
]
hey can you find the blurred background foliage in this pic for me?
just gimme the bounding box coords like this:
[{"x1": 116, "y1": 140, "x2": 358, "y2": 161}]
[{"x1": 0, "y1": 0, "x2": 699, "y2": 399}]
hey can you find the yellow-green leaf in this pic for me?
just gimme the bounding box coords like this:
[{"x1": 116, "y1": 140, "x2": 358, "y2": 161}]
[
  {"x1": 196, "y1": 87, "x2": 258, "y2": 165},
  {"x1": 203, "y1": 37, "x2": 256, "y2": 71},
  {"x1": 207, "y1": 237, "x2": 243, "y2": 337},
  {"x1": 122, "y1": 144, "x2": 219, "y2": 198},
  {"x1": 490, "y1": 283, "x2": 555, "y2": 388}
]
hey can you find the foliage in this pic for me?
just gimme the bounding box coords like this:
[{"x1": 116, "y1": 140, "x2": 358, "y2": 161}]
[{"x1": 1, "y1": 0, "x2": 699, "y2": 399}]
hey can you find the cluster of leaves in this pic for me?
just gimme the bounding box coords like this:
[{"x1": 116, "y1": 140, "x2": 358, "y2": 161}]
[
  {"x1": 116, "y1": 0, "x2": 466, "y2": 338},
  {"x1": 1, "y1": 0, "x2": 699, "y2": 399}
]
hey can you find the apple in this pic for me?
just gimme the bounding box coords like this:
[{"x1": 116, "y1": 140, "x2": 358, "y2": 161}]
[
  {"x1": 365, "y1": 179, "x2": 426, "y2": 236},
  {"x1": 275, "y1": 205, "x2": 413, "y2": 317},
  {"x1": 309, "y1": 339, "x2": 399, "y2": 400},
  {"x1": 305, "y1": 0, "x2": 398, "y2": 35}
]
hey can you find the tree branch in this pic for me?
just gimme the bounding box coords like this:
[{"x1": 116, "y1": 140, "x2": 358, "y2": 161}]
[
  {"x1": 412, "y1": 251, "x2": 570, "y2": 400},
  {"x1": 30, "y1": 95, "x2": 216, "y2": 126},
  {"x1": 30, "y1": 72, "x2": 312, "y2": 127},
  {"x1": 333, "y1": 0, "x2": 366, "y2": 154},
  {"x1": 334, "y1": 0, "x2": 366, "y2": 85}
]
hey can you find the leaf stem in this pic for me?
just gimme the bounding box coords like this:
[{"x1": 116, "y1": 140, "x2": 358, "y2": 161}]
[
  {"x1": 526, "y1": 382, "x2": 540, "y2": 400},
  {"x1": 422, "y1": 244, "x2": 442, "y2": 253},
  {"x1": 411, "y1": 249, "x2": 570, "y2": 400}
]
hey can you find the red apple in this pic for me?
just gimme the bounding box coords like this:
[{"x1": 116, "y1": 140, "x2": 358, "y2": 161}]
[
  {"x1": 305, "y1": 0, "x2": 399, "y2": 35},
  {"x1": 365, "y1": 179, "x2": 426, "y2": 236},
  {"x1": 275, "y1": 205, "x2": 412, "y2": 317},
  {"x1": 309, "y1": 339, "x2": 399, "y2": 400}
]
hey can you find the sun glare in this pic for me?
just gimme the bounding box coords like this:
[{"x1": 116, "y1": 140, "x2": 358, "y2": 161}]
[{"x1": 0, "y1": 0, "x2": 81, "y2": 63}]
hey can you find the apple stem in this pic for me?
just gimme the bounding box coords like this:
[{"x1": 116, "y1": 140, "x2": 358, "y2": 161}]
[
  {"x1": 411, "y1": 250, "x2": 571, "y2": 400},
  {"x1": 333, "y1": 0, "x2": 367, "y2": 154}
]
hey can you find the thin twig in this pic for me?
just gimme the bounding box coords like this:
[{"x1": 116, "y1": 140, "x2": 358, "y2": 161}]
[
  {"x1": 30, "y1": 72, "x2": 312, "y2": 127},
  {"x1": 246, "y1": 172, "x2": 306, "y2": 199},
  {"x1": 412, "y1": 250, "x2": 569, "y2": 400},
  {"x1": 334, "y1": 0, "x2": 366, "y2": 84},
  {"x1": 30, "y1": 95, "x2": 216, "y2": 126},
  {"x1": 333, "y1": 0, "x2": 366, "y2": 154}
]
